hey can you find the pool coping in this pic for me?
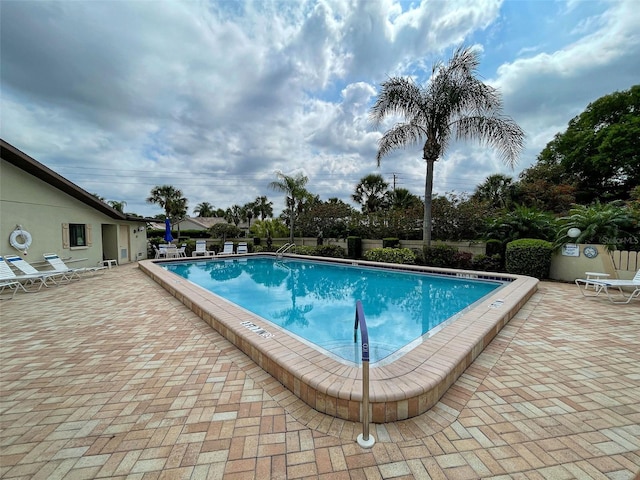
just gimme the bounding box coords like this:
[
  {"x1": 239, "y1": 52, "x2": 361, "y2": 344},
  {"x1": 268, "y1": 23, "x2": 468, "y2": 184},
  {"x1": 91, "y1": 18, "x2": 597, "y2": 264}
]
[{"x1": 139, "y1": 254, "x2": 538, "y2": 423}]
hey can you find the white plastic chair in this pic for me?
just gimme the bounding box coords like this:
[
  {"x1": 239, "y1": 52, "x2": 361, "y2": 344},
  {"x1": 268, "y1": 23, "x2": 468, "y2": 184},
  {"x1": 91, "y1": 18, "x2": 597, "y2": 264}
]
[
  {"x1": 219, "y1": 242, "x2": 234, "y2": 255},
  {"x1": 193, "y1": 240, "x2": 214, "y2": 257}
]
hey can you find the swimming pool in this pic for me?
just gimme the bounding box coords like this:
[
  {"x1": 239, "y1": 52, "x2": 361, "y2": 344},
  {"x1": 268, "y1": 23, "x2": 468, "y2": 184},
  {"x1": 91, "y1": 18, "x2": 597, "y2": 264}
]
[
  {"x1": 162, "y1": 257, "x2": 503, "y2": 364},
  {"x1": 141, "y1": 253, "x2": 538, "y2": 422}
]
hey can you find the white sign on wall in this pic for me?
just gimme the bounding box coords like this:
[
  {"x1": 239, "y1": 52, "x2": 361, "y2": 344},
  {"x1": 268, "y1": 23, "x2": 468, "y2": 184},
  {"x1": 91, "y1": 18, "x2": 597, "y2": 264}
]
[{"x1": 562, "y1": 243, "x2": 580, "y2": 257}]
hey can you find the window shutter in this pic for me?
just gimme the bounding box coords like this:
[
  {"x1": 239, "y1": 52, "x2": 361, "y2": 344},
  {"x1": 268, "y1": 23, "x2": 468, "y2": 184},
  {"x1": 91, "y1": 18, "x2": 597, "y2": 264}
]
[
  {"x1": 62, "y1": 223, "x2": 70, "y2": 249},
  {"x1": 86, "y1": 224, "x2": 93, "y2": 246}
]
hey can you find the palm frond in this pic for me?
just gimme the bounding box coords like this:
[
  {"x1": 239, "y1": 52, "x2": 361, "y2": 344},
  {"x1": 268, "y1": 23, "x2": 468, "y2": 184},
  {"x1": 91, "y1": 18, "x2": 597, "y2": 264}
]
[
  {"x1": 375, "y1": 122, "x2": 425, "y2": 165},
  {"x1": 454, "y1": 115, "x2": 525, "y2": 167},
  {"x1": 369, "y1": 77, "x2": 423, "y2": 126}
]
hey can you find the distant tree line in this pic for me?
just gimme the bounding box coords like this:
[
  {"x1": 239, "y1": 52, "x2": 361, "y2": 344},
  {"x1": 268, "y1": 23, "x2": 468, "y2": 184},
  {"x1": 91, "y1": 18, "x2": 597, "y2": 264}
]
[{"x1": 104, "y1": 71, "x2": 638, "y2": 252}]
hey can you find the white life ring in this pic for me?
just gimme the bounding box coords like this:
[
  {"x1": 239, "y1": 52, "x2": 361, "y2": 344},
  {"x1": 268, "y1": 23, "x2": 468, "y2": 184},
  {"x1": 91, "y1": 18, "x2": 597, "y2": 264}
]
[{"x1": 10, "y1": 229, "x2": 32, "y2": 252}]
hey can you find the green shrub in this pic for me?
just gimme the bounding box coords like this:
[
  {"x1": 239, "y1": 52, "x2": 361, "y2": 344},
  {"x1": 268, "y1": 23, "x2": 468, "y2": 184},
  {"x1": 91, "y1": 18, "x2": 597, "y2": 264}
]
[
  {"x1": 314, "y1": 245, "x2": 346, "y2": 258},
  {"x1": 505, "y1": 238, "x2": 553, "y2": 278},
  {"x1": 471, "y1": 254, "x2": 502, "y2": 272},
  {"x1": 485, "y1": 239, "x2": 503, "y2": 257},
  {"x1": 382, "y1": 237, "x2": 400, "y2": 248},
  {"x1": 411, "y1": 248, "x2": 425, "y2": 265},
  {"x1": 363, "y1": 247, "x2": 416, "y2": 264},
  {"x1": 292, "y1": 245, "x2": 316, "y2": 256},
  {"x1": 291, "y1": 245, "x2": 346, "y2": 258},
  {"x1": 453, "y1": 251, "x2": 473, "y2": 269},
  {"x1": 423, "y1": 243, "x2": 457, "y2": 267},
  {"x1": 347, "y1": 236, "x2": 362, "y2": 259}
]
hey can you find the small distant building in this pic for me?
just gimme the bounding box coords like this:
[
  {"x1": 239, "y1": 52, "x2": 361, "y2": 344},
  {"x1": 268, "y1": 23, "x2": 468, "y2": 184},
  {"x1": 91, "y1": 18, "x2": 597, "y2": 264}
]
[
  {"x1": 177, "y1": 217, "x2": 228, "y2": 231},
  {"x1": 151, "y1": 217, "x2": 251, "y2": 237}
]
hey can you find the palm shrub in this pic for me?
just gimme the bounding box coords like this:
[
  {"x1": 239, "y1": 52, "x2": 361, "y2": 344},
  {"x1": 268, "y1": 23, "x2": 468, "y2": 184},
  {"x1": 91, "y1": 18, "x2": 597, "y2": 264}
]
[
  {"x1": 554, "y1": 201, "x2": 638, "y2": 250},
  {"x1": 364, "y1": 247, "x2": 416, "y2": 264},
  {"x1": 505, "y1": 239, "x2": 553, "y2": 278},
  {"x1": 485, "y1": 205, "x2": 556, "y2": 244}
]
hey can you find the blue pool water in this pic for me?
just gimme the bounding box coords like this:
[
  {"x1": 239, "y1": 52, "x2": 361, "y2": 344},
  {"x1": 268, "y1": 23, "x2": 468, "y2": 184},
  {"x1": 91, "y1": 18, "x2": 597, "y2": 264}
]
[{"x1": 163, "y1": 257, "x2": 503, "y2": 364}]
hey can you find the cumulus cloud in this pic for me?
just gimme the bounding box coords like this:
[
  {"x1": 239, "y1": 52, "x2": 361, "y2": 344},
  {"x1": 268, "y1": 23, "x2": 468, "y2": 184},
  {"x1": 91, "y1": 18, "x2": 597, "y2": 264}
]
[{"x1": 1, "y1": 0, "x2": 638, "y2": 216}]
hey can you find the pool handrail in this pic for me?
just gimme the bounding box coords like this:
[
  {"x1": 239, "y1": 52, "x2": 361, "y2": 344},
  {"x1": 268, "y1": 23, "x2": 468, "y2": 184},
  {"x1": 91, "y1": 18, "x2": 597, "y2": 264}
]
[
  {"x1": 353, "y1": 300, "x2": 369, "y2": 362},
  {"x1": 354, "y1": 300, "x2": 375, "y2": 448},
  {"x1": 275, "y1": 243, "x2": 295, "y2": 258}
]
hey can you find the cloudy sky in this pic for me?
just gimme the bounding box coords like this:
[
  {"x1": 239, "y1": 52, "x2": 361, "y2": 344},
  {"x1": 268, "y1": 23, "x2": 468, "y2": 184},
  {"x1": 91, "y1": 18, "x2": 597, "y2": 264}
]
[{"x1": 2, "y1": 0, "x2": 639, "y2": 218}]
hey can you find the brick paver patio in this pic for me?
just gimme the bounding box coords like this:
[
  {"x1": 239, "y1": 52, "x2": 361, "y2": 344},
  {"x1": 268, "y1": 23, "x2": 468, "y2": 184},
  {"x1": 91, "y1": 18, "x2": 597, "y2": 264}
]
[{"x1": 1, "y1": 263, "x2": 638, "y2": 479}]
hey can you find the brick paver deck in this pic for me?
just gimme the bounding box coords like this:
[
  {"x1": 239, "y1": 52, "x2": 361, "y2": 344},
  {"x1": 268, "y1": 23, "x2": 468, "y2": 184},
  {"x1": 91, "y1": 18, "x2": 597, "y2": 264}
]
[{"x1": 1, "y1": 263, "x2": 638, "y2": 479}]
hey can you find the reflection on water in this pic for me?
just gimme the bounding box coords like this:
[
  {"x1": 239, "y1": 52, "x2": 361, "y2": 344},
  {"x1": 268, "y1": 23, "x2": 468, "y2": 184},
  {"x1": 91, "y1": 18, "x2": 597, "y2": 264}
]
[{"x1": 164, "y1": 257, "x2": 501, "y2": 363}]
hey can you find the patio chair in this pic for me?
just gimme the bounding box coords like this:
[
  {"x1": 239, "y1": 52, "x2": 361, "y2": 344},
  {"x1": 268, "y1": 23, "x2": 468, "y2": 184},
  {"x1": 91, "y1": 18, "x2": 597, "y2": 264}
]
[
  {"x1": 43, "y1": 253, "x2": 106, "y2": 279},
  {"x1": 0, "y1": 279, "x2": 28, "y2": 299},
  {"x1": 0, "y1": 255, "x2": 55, "y2": 291},
  {"x1": 193, "y1": 240, "x2": 215, "y2": 257},
  {"x1": 219, "y1": 241, "x2": 234, "y2": 255},
  {"x1": 237, "y1": 242, "x2": 248, "y2": 254},
  {"x1": 5, "y1": 254, "x2": 72, "y2": 284},
  {"x1": 575, "y1": 269, "x2": 640, "y2": 304}
]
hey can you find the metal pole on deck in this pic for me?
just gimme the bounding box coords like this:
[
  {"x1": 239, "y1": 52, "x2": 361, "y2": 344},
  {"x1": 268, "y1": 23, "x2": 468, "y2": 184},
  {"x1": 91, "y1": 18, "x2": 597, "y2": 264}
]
[{"x1": 355, "y1": 301, "x2": 375, "y2": 448}]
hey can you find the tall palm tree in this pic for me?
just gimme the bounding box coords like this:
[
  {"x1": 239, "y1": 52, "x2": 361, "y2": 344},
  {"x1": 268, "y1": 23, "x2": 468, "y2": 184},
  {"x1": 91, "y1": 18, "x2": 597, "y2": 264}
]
[
  {"x1": 241, "y1": 201, "x2": 261, "y2": 230},
  {"x1": 194, "y1": 202, "x2": 216, "y2": 217},
  {"x1": 473, "y1": 174, "x2": 517, "y2": 210},
  {"x1": 369, "y1": 46, "x2": 525, "y2": 246},
  {"x1": 391, "y1": 188, "x2": 422, "y2": 210},
  {"x1": 269, "y1": 171, "x2": 309, "y2": 244},
  {"x1": 147, "y1": 185, "x2": 188, "y2": 239},
  {"x1": 146, "y1": 185, "x2": 187, "y2": 219},
  {"x1": 255, "y1": 196, "x2": 274, "y2": 220},
  {"x1": 225, "y1": 205, "x2": 243, "y2": 227},
  {"x1": 352, "y1": 173, "x2": 390, "y2": 213}
]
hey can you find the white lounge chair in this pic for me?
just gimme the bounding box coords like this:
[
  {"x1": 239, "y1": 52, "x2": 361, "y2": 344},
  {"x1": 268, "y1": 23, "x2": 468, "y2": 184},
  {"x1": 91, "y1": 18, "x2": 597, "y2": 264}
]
[
  {"x1": 219, "y1": 242, "x2": 234, "y2": 255},
  {"x1": 0, "y1": 255, "x2": 55, "y2": 291},
  {"x1": 0, "y1": 279, "x2": 28, "y2": 299},
  {"x1": 237, "y1": 242, "x2": 248, "y2": 254},
  {"x1": 5, "y1": 254, "x2": 72, "y2": 284},
  {"x1": 43, "y1": 253, "x2": 106, "y2": 279},
  {"x1": 576, "y1": 269, "x2": 640, "y2": 304},
  {"x1": 193, "y1": 240, "x2": 214, "y2": 257}
]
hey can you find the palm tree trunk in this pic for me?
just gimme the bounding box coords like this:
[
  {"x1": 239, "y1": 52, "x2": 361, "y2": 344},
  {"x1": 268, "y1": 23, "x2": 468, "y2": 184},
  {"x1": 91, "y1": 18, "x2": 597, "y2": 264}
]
[
  {"x1": 289, "y1": 206, "x2": 295, "y2": 244},
  {"x1": 289, "y1": 193, "x2": 296, "y2": 243},
  {"x1": 423, "y1": 159, "x2": 435, "y2": 247}
]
